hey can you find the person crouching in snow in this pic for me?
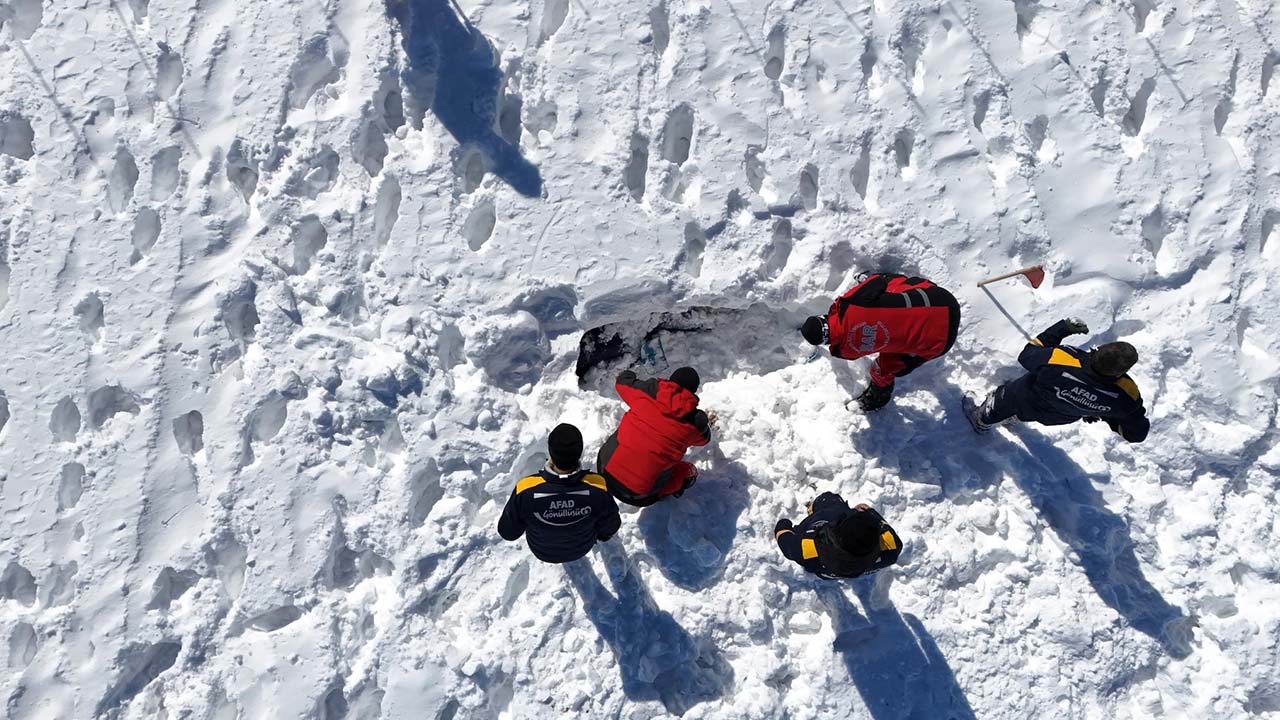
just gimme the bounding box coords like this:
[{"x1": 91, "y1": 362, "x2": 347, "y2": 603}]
[
  {"x1": 597, "y1": 367, "x2": 716, "y2": 507},
  {"x1": 498, "y1": 423, "x2": 621, "y2": 564},
  {"x1": 969, "y1": 318, "x2": 1150, "y2": 443},
  {"x1": 774, "y1": 493, "x2": 902, "y2": 578},
  {"x1": 802, "y1": 272, "x2": 961, "y2": 412}
]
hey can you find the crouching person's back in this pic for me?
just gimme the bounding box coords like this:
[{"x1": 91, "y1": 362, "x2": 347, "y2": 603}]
[
  {"x1": 775, "y1": 492, "x2": 902, "y2": 578},
  {"x1": 498, "y1": 423, "x2": 622, "y2": 563}
]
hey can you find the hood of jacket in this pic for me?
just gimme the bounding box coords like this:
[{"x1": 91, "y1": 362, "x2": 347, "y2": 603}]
[{"x1": 653, "y1": 379, "x2": 700, "y2": 419}]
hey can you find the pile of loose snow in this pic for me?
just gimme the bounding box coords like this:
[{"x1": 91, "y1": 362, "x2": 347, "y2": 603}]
[{"x1": 1, "y1": 0, "x2": 1278, "y2": 717}]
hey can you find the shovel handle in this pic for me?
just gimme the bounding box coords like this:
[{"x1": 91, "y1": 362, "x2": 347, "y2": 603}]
[{"x1": 977, "y1": 265, "x2": 1042, "y2": 287}]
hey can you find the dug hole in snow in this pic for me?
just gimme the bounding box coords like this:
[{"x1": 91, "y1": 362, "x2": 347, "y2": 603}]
[{"x1": 0, "y1": 0, "x2": 1279, "y2": 718}]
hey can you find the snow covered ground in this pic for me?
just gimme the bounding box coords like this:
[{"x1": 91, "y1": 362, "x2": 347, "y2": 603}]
[{"x1": 1, "y1": 0, "x2": 1279, "y2": 717}]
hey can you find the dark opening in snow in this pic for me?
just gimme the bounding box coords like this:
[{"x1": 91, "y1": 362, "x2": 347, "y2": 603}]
[{"x1": 574, "y1": 303, "x2": 816, "y2": 392}]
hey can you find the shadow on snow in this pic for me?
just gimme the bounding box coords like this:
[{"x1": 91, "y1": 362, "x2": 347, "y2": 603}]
[
  {"x1": 565, "y1": 542, "x2": 734, "y2": 716},
  {"x1": 844, "y1": 377, "x2": 1193, "y2": 662},
  {"x1": 388, "y1": 0, "x2": 543, "y2": 197},
  {"x1": 635, "y1": 449, "x2": 751, "y2": 591},
  {"x1": 816, "y1": 580, "x2": 976, "y2": 720}
]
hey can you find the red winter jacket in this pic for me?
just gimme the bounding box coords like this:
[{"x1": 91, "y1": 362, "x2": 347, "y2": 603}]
[
  {"x1": 597, "y1": 371, "x2": 711, "y2": 501},
  {"x1": 827, "y1": 274, "x2": 958, "y2": 362}
]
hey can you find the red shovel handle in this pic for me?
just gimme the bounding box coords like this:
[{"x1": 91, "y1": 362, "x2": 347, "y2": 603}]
[{"x1": 977, "y1": 265, "x2": 1045, "y2": 289}]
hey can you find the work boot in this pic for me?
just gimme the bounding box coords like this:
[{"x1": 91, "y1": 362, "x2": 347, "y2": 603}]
[
  {"x1": 965, "y1": 393, "x2": 1016, "y2": 434},
  {"x1": 857, "y1": 382, "x2": 894, "y2": 412},
  {"x1": 965, "y1": 395, "x2": 992, "y2": 434}
]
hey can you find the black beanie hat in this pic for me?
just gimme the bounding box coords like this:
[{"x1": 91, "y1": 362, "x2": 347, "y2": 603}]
[
  {"x1": 670, "y1": 367, "x2": 700, "y2": 393},
  {"x1": 835, "y1": 510, "x2": 882, "y2": 555},
  {"x1": 1090, "y1": 342, "x2": 1139, "y2": 377},
  {"x1": 548, "y1": 423, "x2": 583, "y2": 470},
  {"x1": 801, "y1": 316, "x2": 826, "y2": 346}
]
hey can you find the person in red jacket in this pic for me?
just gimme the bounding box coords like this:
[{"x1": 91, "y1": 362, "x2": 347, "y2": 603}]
[
  {"x1": 597, "y1": 367, "x2": 715, "y2": 507},
  {"x1": 802, "y1": 272, "x2": 961, "y2": 411}
]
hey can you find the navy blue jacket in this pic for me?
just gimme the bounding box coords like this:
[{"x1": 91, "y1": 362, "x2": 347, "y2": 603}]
[
  {"x1": 776, "y1": 498, "x2": 902, "y2": 578},
  {"x1": 1006, "y1": 320, "x2": 1150, "y2": 442},
  {"x1": 497, "y1": 466, "x2": 622, "y2": 564}
]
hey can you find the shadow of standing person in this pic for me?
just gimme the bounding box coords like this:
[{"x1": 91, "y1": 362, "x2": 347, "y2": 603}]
[
  {"x1": 1004, "y1": 424, "x2": 1195, "y2": 660},
  {"x1": 564, "y1": 542, "x2": 734, "y2": 716},
  {"x1": 835, "y1": 380, "x2": 1194, "y2": 661},
  {"x1": 387, "y1": 0, "x2": 543, "y2": 197},
  {"x1": 816, "y1": 581, "x2": 977, "y2": 720}
]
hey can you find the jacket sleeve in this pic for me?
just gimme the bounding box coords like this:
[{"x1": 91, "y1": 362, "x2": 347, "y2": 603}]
[
  {"x1": 597, "y1": 496, "x2": 622, "y2": 541},
  {"x1": 615, "y1": 370, "x2": 660, "y2": 408},
  {"x1": 870, "y1": 524, "x2": 903, "y2": 572},
  {"x1": 685, "y1": 409, "x2": 712, "y2": 446},
  {"x1": 1017, "y1": 320, "x2": 1076, "y2": 370},
  {"x1": 1108, "y1": 410, "x2": 1150, "y2": 443},
  {"x1": 776, "y1": 526, "x2": 804, "y2": 564},
  {"x1": 497, "y1": 489, "x2": 525, "y2": 541}
]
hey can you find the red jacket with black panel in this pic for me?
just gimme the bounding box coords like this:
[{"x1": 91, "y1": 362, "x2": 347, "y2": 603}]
[
  {"x1": 597, "y1": 371, "x2": 711, "y2": 499},
  {"x1": 826, "y1": 273, "x2": 957, "y2": 361}
]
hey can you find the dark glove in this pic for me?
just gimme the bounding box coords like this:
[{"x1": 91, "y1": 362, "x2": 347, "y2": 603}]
[
  {"x1": 1063, "y1": 318, "x2": 1089, "y2": 335},
  {"x1": 672, "y1": 472, "x2": 698, "y2": 498},
  {"x1": 1083, "y1": 416, "x2": 1101, "y2": 423},
  {"x1": 774, "y1": 518, "x2": 793, "y2": 535}
]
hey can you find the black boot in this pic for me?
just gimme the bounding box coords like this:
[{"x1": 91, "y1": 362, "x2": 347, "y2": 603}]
[{"x1": 857, "y1": 382, "x2": 894, "y2": 412}]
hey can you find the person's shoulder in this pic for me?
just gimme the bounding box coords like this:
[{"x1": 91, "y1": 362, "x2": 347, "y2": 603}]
[
  {"x1": 515, "y1": 473, "x2": 547, "y2": 495},
  {"x1": 1114, "y1": 374, "x2": 1142, "y2": 402},
  {"x1": 879, "y1": 525, "x2": 901, "y2": 552},
  {"x1": 580, "y1": 472, "x2": 609, "y2": 493},
  {"x1": 1046, "y1": 345, "x2": 1086, "y2": 368}
]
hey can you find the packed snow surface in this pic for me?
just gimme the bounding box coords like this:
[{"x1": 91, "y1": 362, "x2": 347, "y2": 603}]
[{"x1": 1, "y1": 0, "x2": 1279, "y2": 717}]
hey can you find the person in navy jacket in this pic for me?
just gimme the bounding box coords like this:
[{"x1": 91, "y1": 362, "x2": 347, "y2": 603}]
[
  {"x1": 803, "y1": 272, "x2": 961, "y2": 411},
  {"x1": 970, "y1": 318, "x2": 1150, "y2": 442},
  {"x1": 775, "y1": 492, "x2": 902, "y2": 578},
  {"x1": 597, "y1": 367, "x2": 715, "y2": 507},
  {"x1": 498, "y1": 424, "x2": 622, "y2": 563}
]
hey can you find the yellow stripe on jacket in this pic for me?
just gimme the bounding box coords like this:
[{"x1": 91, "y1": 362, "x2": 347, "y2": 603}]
[
  {"x1": 515, "y1": 476, "x2": 546, "y2": 494},
  {"x1": 1115, "y1": 377, "x2": 1141, "y2": 400},
  {"x1": 801, "y1": 539, "x2": 819, "y2": 560},
  {"x1": 1048, "y1": 348, "x2": 1082, "y2": 367}
]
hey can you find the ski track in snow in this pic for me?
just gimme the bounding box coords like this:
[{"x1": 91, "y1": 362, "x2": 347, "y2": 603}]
[{"x1": 0, "y1": 0, "x2": 1278, "y2": 717}]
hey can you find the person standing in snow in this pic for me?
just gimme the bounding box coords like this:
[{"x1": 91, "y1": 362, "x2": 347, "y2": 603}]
[
  {"x1": 774, "y1": 493, "x2": 902, "y2": 578},
  {"x1": 597, "y1": 367, "x2": 715, "y2": 507},
  {"x1": 968, "y1": 318, "x2": 1150, "y2": 442},
  {"x1": 498, "y1": 423, "x2": 622, "y2": 564},
  {"x1": 802, "y1": 272, "x2": 961, "y2": 411}
]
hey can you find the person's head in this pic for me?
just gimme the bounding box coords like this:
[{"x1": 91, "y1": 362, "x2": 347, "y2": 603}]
[
  {"x1": 801, "y1": 316, "x2": 828, "y2": 346},
  {"x1": 670, "y1": 366, "x2": 700, "y2": 393},
  {"x1": 547, "y1": 423, "x2": 583, "y2": 471},
  {"x1": 1090, "y1": 342, "x2": 1139, "y2": 378},
  {"x1": 834, "y1": 509, "x2": 882, "y2": 557}
]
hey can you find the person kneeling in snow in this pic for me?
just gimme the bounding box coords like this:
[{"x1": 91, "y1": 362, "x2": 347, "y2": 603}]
[
  {"x1": 774, "y1": 493, "x2": 902, "y2": 578},
  {"x1": 498, "y1": 423, "x2": 621, "y2": 564},
  {"x1": 802, "y1": 272, "x2": 961, "y2": 412},
  {"x1": 597, "y1": 367, "x2": 715, "y2": 507},
  {"x1": 969, "y1": 318, "x2": 1150, "y2": 443}
]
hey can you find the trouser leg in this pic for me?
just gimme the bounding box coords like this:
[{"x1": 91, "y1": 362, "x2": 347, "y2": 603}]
[{"x1": 976, "y1": 384, "x2": 1021, "y2": 428}]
